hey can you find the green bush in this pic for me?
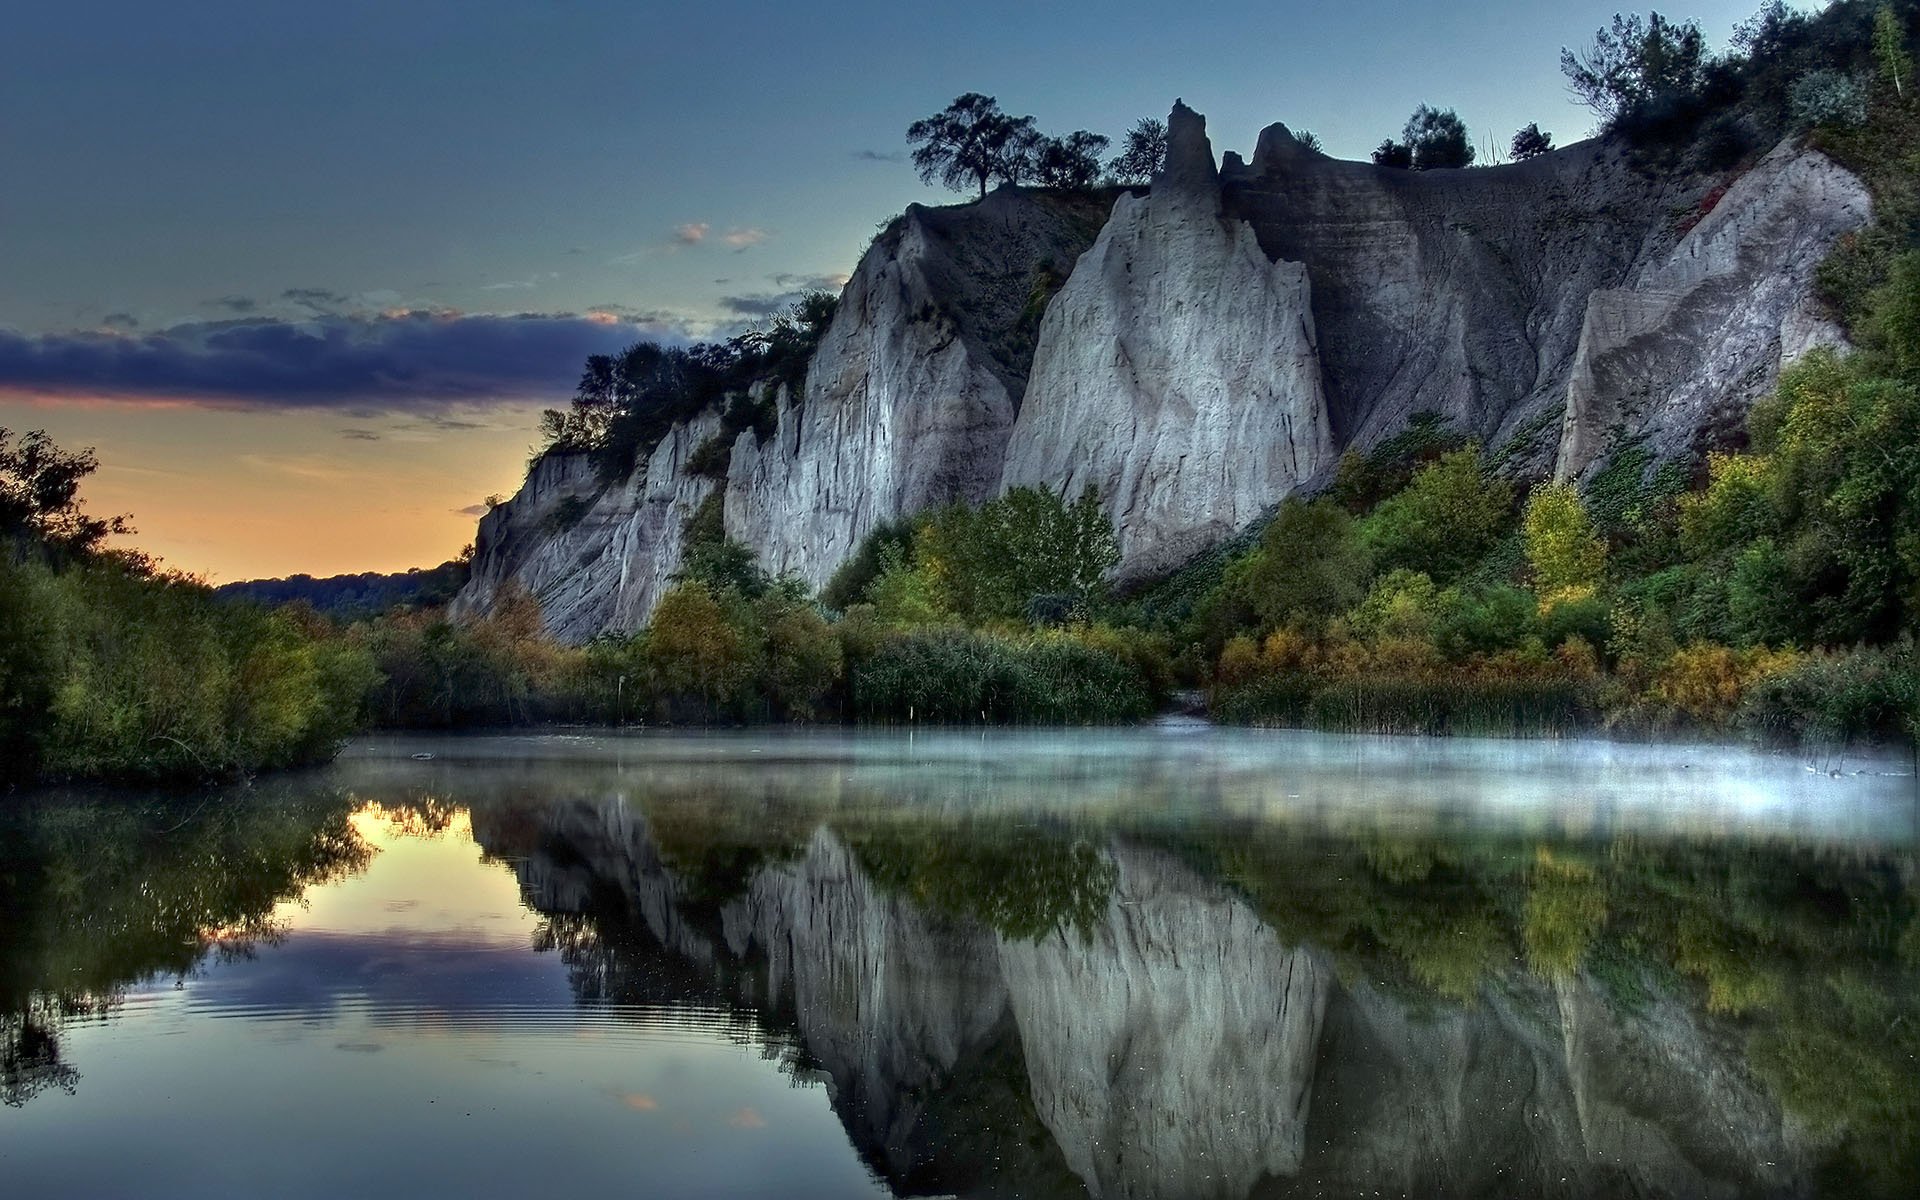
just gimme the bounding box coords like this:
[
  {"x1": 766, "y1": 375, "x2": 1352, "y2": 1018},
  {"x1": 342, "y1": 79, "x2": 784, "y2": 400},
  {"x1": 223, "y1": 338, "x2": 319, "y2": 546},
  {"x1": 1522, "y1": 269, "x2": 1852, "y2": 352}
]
[
  {"x1": 853, "y1": 628, "x2": 1153, "y2": 724},
  {"x1": 1, "y1": 556, "x2": 376, "y2": 783},
  {"x1": 1739, "y1": 642, "x2": 1920, "y2": 746}
]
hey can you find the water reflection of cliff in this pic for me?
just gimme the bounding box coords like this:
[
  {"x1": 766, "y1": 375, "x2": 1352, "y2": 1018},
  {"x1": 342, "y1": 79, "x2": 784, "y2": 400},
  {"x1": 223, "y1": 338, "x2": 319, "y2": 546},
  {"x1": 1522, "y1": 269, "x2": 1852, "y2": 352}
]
[{"x1": 463, "y1": 779, "x2": 1919, "y2": 1200}]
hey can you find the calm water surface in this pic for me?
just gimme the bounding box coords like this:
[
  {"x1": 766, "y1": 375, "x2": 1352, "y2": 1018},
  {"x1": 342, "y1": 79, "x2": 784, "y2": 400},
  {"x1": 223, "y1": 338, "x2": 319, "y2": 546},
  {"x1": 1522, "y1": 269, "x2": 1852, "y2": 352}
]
[{"x1": 2, "y1": 727, "x2": 1916, "y2": 1198}]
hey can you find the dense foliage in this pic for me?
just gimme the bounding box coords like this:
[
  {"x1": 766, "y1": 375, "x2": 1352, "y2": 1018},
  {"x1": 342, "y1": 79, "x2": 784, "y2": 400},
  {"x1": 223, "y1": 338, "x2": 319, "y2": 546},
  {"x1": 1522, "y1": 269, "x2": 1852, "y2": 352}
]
[
  {"x1": 2, "y1": 434, "x2": 378, "y2": 786},
  {"x1": 538, "y1": 290, "x2": 838, "y2": 480}
]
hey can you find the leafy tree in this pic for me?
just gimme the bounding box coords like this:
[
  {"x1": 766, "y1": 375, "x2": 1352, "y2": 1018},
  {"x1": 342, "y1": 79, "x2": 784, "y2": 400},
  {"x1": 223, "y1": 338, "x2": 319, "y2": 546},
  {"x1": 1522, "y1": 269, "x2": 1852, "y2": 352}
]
[
  {"x1": 1732, "y1": 0, "x2": 1807, "y2": 62},
  {"x1": 1360, "y1": 448, "x2": 1515, "y2": 582},
  {"x1": 919, "y1": 485, "x2": 1119, "y2": 623},
  {"x1": 1876, "y1": 3, "x2": 1910, "y2": 99},
  {"x1": 1291, "y1": 129, "x2": 1323, "y2": 154},
  {"x1": 1106, "y1": 117, "x2": 1168, "y2": 185},
  {"x1": 1, "y1": 429, "x2": 131, "y2": 560},
  {"x1": 1561, "y1": 12, "x2": 1707, "y2": 127},
  {"x1": 644, "y1": 582, "x2": 756, "y2": 715},
  {"x1": 1372, "y1": 139, "x2": 1413, "y2": 169},
  {"x1": 1402, "y1": 105, "x2": 1475, "y2": 170},
  {"x1": 906, "y1": 93, "x2": 1039, "y2": 198},
  {"x1": 756, "y1": 591, "x2": 842, "y2": 719},
  {"x1": 1034, "y1": 130, "x2": 1110, "y2": 190},
  {"x1": 1237, "y1": 499, "x2": 1372, "y2": 630},
  {"x1": 1523, "y1": 482, "x2": 1607, "y2": 603},
  {"x1": 1510, "y1": 122, "x2": 1555, "y2": 160}
]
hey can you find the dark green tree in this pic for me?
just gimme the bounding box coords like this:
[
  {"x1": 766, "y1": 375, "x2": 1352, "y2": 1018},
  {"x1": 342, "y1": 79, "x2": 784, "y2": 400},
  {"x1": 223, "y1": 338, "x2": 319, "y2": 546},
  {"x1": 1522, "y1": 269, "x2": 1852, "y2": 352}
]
[
  {"x1": 1372, "y1": 139, "x2": 1413, "y2": 169},
  {"x1": 1402, "y1": 105, "x2": 1476, "y2": 170},
  {"x1": 1106, "y1": 117, "x2": 1169, "y2": 185},
  {"x1": 906, "y1": 93, "x2": 1039, "y2": 198},
  {"x1": 1, "y1": 428, "x2": 131, "y2": 560},
  {"x1": 1560, "y1": 12, "x2": 1707, "y2": 127},
  {"x1": 1034, "y1": 131, "x2": 1110, "y2": 190},
  {"x1": 1510, "y1": 122, "x2": 1555, "y2": 160}
]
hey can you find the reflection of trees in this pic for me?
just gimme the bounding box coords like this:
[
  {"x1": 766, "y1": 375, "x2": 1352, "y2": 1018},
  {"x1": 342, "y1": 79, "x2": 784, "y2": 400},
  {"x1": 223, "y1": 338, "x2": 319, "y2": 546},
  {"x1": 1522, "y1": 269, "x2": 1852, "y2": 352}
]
[
  {"x1": 1177, "y1": 822, "x2": 1920, "y2": 1192},
  {"x1": 0, "y1": 787, "x2": 372, "y2": 1107},
  {"x1": 843, "y1": 818, "x2": 1116, "y2": 942}
]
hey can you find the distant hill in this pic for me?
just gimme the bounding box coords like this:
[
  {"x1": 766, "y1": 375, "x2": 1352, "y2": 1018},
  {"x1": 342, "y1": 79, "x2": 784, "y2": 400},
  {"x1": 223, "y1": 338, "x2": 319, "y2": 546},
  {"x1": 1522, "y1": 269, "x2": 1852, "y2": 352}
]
[{"x1": 216, "y1": 558, "x2": 470, "y2": 619}]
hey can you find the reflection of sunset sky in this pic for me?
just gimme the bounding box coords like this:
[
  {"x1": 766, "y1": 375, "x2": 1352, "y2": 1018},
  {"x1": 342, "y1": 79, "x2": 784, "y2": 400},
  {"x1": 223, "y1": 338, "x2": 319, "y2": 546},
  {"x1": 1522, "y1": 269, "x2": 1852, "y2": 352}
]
[{"x1": 0, "y1": 793, "x2": 890, "y2": 1198}]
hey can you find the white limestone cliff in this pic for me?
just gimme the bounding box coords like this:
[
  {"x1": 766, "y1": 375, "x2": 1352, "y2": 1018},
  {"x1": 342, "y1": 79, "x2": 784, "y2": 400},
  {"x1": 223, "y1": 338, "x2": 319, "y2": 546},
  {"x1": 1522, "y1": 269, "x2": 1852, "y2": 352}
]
[
  {"x1": 1555, "y1": 139, "x2": 1874, "y2": 480},
  {"x1": 1003, "y1": 102, "x2": 1336, "y2": 581},
  {"x1": 449, "y1": 409, "x2": 719, "y2": 642}
]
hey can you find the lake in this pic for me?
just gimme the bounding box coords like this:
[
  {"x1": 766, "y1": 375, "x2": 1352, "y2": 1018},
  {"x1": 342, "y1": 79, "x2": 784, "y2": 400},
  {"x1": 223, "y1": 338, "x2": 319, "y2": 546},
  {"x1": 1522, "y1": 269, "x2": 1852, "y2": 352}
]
[{"x1": 2, "y1": 727, "x2": 1916, "y2": 1198}]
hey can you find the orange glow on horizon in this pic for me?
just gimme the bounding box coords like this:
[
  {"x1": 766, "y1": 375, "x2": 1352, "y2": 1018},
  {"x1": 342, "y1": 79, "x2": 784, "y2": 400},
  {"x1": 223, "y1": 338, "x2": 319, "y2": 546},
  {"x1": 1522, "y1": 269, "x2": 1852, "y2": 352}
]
[{"x1": 1, "y1": 395, "x2": 545, "y2": 582}]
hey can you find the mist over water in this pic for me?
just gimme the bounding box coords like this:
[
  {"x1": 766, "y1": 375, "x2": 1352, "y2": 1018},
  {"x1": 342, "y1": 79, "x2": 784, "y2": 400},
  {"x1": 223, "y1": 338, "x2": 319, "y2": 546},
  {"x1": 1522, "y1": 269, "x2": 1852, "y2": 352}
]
[{"x1": 3, "y1": 729, "x2": 1915, "y2": 1198}]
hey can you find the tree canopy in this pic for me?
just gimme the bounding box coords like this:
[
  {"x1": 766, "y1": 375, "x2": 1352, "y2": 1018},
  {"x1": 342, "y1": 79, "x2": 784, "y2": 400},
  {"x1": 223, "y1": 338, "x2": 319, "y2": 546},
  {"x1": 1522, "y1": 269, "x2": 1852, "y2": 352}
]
[
  {"x1": 906, "y1": 93, "x2": 1041, "y2": 197},
  {"x1": 1, "y1": 428, "x2": 130, "y2": 561},
  {"x1": 1561, "y1": 12, "x2": 1708, "y2": 127},
  {"x1": 1107, "y1": 118, "x2": 1168, "y2": 186}
]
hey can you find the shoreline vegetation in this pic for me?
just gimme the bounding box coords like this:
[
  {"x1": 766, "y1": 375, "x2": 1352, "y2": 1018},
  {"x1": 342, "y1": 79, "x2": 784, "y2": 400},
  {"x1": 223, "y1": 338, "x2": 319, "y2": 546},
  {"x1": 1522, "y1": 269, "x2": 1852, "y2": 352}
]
[{"x1": 4, "y1": 1, "x2": 1918, "y2": 786}]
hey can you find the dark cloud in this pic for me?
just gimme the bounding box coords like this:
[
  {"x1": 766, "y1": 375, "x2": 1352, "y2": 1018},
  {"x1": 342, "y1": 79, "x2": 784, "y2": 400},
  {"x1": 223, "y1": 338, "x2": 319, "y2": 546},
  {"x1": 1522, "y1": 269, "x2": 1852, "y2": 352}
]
[
  {"x1": 338, "y1": 428, "x2": 382, "y2": 441},
  {"x1": 852, "y1": 148, "x2": 906, "y2": 163},
  {"x1": 210, "y1": 295, "x2": 258, "y2": 313},
  {"x1": 455, "y1": 503, "x2": 491, "y2": 516},
  {"x1": 0, "y1": 309, "x2": 692, "y2": 414},
  {"x1": 101, "y1": 312, "x2": 139, "y2": 329},
  {"x1": 717, "y1": 292, "x2": 801, "y2": 318},
  {"x1": 280, "y1": 287, "x2": 349, "y2": 310}
]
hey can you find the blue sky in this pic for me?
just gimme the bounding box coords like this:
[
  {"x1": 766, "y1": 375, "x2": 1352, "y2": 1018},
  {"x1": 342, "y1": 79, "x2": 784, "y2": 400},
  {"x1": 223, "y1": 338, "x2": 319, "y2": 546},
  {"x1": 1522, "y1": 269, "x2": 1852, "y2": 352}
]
[{"x1": 0, "y1": 0, "x2": 1808, "y2": 578}]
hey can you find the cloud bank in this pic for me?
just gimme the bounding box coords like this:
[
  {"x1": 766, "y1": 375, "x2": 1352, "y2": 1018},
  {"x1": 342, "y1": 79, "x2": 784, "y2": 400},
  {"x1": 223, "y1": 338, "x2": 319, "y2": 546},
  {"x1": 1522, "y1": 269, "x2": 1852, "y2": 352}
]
[{"x1": 0, "y1": 309, "x2": 689, "y2": 414}]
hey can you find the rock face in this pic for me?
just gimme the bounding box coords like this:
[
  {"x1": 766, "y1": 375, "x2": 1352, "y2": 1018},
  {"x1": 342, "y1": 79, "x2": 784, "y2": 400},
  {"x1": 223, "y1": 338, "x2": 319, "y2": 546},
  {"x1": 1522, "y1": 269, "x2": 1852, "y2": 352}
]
[
  {"x1": 1554, "y1": 140, "x2": 1871, "y2": 480},
  {"x1": 726, "y1": 188, "x2": 1108, "y2": 585},
  {"x1": 450, "y1": 410, "x2": 719, "y2": 642},
  {"x1": 457, "y1": 102, "x2": 1870, "y2": 637},
  {"x1": 1003, "y1": 103, "x2": 1335, "y2": 580}
]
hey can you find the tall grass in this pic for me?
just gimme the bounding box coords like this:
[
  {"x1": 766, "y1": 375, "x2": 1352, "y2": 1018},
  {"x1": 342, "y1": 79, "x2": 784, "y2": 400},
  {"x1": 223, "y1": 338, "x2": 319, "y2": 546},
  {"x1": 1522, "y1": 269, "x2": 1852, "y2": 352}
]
[
  {"x1": 853, "y1": 628, "x2": 1154, "y2": 724},
  {"x1": 1215, "y1": 672, "x2": 1597, "y2": 737}
]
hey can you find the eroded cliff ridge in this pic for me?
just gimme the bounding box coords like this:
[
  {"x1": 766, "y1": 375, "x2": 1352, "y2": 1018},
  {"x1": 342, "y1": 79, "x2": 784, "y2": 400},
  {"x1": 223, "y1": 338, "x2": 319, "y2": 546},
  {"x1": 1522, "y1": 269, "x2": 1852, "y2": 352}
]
[{"x1": 459, "y1": 101, "x2": 1869, "y2": 637}]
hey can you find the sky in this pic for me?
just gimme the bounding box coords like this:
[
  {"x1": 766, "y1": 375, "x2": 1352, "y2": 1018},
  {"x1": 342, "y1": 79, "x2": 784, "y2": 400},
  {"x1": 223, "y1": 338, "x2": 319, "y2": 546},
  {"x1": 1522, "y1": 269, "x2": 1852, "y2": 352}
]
[{"x1": 0, "y1": 0, "x2": 1804, "y2": 582}]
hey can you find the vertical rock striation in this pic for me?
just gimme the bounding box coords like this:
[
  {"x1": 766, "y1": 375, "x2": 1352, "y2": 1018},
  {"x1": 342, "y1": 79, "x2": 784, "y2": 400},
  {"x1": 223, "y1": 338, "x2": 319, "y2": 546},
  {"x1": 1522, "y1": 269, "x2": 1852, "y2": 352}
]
[
  {"x1": 1004, "y1": 103, "x2": 1336, "y2": 581},
  {"x1": 726, "y1": 189, "x2": 1108, "y2": 588},
  {"x1": 450, "y1": 410, "x2": 720, "y2": 642},
  {"x1": 1554, "y1": 140, "x2": 1872, "y2": 480}
]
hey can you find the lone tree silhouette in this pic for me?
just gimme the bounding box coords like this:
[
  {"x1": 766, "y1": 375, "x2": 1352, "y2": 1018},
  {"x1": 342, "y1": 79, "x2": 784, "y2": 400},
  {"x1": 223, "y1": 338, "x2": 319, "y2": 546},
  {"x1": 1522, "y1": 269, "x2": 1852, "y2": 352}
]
[{"x1": 907, "y1": 93, "x2": 1039, "y2": 198}]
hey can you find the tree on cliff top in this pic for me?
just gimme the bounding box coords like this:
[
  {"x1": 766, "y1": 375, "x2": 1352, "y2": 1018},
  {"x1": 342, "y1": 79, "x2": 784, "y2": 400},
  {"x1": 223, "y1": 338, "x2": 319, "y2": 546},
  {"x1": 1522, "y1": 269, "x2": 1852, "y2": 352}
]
[
  {"x1": 1034, "y1": 131, "x2": 1110, "y2": 191},
  {"x1": 1403, "y1": 105, "x2": 1476, "y2": 169},
  {"x1": 1510, "y1": 122, "x2": 1555, "y2": 160},
  {"x1": 907, "y1": 93, "x2": 1040, "y2": 198},
  {"x1": 1106, "y1": 117, "x2": 1168, "y2": 186},
  {"x1": 1561, "y1": 12, "x2": 1707, "y2": 127}
]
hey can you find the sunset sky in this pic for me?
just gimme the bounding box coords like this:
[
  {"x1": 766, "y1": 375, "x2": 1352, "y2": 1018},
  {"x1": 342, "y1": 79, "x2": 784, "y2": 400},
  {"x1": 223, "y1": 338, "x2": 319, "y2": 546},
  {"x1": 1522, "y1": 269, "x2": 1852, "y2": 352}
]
[{"x1": 2, "y1": 0, "x2": 1788, "y2": 582}]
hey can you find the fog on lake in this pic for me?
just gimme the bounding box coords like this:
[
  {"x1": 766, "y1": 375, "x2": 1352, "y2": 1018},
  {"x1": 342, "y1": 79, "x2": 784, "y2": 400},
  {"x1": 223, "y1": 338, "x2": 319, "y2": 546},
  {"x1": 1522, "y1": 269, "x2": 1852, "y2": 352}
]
[{"x1": 2, "y1": 727, "x2": 1915, "y2": 1198}]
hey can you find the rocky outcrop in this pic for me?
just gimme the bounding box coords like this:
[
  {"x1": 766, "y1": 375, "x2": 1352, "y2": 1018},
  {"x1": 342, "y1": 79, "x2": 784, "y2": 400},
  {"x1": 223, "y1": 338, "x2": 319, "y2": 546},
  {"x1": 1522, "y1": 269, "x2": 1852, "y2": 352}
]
[
  {"x1": 457, "y1": 101, "x2": 1870, "y2": 636},
  {"x1": 726, "y1": 189, "x2": 1108, "y2": 588},
  {"x1": 1554, "y1": 140, "x2": 1872, "y2": 480},
  {"x1": 450, "y1": 410, "x2": 719, "y2": 642},
  {"x1": 1003, "y1": 103, "x2": 1335, "y2": 580}
]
